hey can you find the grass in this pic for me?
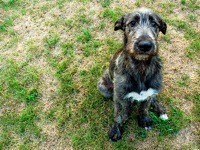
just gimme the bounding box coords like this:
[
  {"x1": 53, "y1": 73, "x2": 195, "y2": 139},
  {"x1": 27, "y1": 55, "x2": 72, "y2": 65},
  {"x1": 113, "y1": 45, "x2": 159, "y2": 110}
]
[
  {"x1": 76, "y1": 29, "x2": 92, "y2": 43},
  {"x1": 0, "y1": 0, "x2": 199, "y2": 149},
  {"x1": 101, "y1": 8, "x2": 122, "y2": 22},
  {"x1": 0, "y1": 16, "x2": 16, "y2": 33},
  {"x1": 101, "y1": 0, "x2": 111, "y2": 7}
]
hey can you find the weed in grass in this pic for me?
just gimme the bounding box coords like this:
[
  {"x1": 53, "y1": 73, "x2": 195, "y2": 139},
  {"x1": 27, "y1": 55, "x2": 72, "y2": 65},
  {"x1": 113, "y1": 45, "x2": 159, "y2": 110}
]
[
  {"x1": 76, "y1": 14, "x2": 91, "y2": 24},
  {"x1": 76, "y1": 0, "x2": 91, "y2": 3},
  {"x1": 76, "y1": 29, "x2": 92, "y2": 43},
  {"x1": 161, "y1": 33, "x2": 171, "y2": 43},
  {"x1": 186, "y1": 0, "x2": 200, "y2": 9},
  {"x1": 20, "y1": 107, "x2": 36, "y2": 123},
  {"x1": 186, "y1": 39, "x2": 200, "y2": 59},
  {"x1": 20, "y1": 66, "x2": 40, "y2": 85},
  {"x1": 176, "y1": 75, "x2": 190, "y2": 87},
  {"x1": 21, "y1": 9, "x2": 26, "y2": 15},
  {"x1": 104, "y1": 37, "x2": 122, "y2": 54},
  {"x1": 4, "y1": 32, "x2": 20, "y2": 48},
  {"x1": 55, "y1": 59, "x2": 78, "y2": 95},
  {"x1": 161, "y1": 2, "x2": 175, "y2": 13},
  {"x1": 19, "y1": 107, "x2": 41, "y2": 137},
  {"x1": 0, "y1": 108, "x2": 41, "y2": 147},
  {"x1": 57, "y1": 0, "x2": 66, "y2": 8},
  {"x1": 135, "y1": 0, "x2": 141, "y2": 7},
  {"x1": 101, "y1": 8, "x2": 122, "y2": 22},
  {"x1": 46, "y1": 108, "x2": 57, "y2": 121},
  {"x1": 0, "y1": 58, "x2": 40, "y2": 103},
  {"x1": 65, "y1": 19, "x2": 76, "y2": 29},
  {"x1": 26, "y1": 40, "x2": 39, "y2": 57},
  {"x1": 82, "y1": 40, "x2": 101, "y2": 57},
  {"x1": 0, "y1": 59, "x2": 26, "y2": 100},
  {"x1": 79, "y1": 70, "x2": 87, "y2": 76},
  {"x1": 0, "y1": 16, "x2": 14, "y2": 32},
  {"x1": 167, "y1": 19, "x2": 199, "y2": 59},
  {"x1": 99, "y1": 21, "x2": 106, "y2": 30},
  {"x1": 188, "y1": 13, "x2": 197, "y2": 21},
  {"x1": 56, "y1": 59, "x2": 71, "y2": 75},
  {"x1": 0, "y1": 0, "x2": 19, "y2": 9},
  {"x1": 60, "y1": 42, "x2": 75, "y2": 56},
  {"x1": 26, "y1": 89, "x2": 39, "y2": 104},
  {"x1": 101, "y1": 0, "x2": 111, "y2": 7},
  {"x1": 181, "y1": 0, "x2": 186, "y2": 5},
  {"x1": 134, "y1": 128, "x2": 148, "y2": 140},
  {"x1": 19, "y1": 145, "x2": 31, "y2": 150},
  {"x1": 44, "y1": 34, "x2": 60, "y2": 49},
  {"x1": 150, "y1": 105, "x2": 189, "y2": 136},
  {"x1": 177, "y1": 20, "x2": 187, "y2": 29},
  {"x1": 0, "y1": 113, "x2": 19, "y2": 147},
  {"x1": 185, "y1": 93, "x2": 200, "y2": 121}
]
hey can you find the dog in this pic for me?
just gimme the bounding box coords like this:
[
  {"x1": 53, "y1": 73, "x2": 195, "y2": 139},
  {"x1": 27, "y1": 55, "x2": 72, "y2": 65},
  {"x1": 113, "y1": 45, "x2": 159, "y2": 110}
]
[{"x1": 97, "y1": 7, "x2": 168, "y2": 141}]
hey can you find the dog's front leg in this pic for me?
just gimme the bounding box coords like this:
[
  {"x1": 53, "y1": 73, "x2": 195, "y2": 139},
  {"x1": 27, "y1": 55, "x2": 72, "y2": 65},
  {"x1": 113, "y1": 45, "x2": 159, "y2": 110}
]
[
  {"x1": 138, "y1": 97, "x2": 152, "y2": 130},
  {"x1": 109, "y1": 95, "x2": 131, "y2": 141}
]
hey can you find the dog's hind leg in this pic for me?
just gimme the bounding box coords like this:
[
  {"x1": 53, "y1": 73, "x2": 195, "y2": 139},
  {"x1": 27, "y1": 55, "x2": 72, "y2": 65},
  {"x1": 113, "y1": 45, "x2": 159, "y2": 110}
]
[
  {"x1": 151, "y1": 98, "x2": 168, "y2": 120},
  {"x1": 97, "y1": 69, "x2": 113, "y2": 98}
]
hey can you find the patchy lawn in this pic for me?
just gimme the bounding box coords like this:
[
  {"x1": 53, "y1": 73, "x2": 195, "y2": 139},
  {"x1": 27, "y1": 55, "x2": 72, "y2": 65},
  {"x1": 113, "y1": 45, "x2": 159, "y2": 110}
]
[{"x1": 0, "y1": 0, "x2": 199, "y2": 149}]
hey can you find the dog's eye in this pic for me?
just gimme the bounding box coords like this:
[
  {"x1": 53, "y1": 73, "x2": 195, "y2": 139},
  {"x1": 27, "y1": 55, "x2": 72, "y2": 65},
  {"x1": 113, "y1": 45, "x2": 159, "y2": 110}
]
[{"x1": 130, "y1": 21, "x2": 136, "y2": 27}]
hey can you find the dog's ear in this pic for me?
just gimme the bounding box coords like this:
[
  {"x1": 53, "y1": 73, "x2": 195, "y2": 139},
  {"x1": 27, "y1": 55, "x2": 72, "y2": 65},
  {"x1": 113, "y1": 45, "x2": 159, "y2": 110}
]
[
  {"x1": 154, "y1": 14, "x2": 167, "y2": 34},
  {"x1": 114, "y1": 15, "x2": 125, "y2": 31},
  {"x1": 159, "y1": 19, "x2": 167, "y2": 35}
]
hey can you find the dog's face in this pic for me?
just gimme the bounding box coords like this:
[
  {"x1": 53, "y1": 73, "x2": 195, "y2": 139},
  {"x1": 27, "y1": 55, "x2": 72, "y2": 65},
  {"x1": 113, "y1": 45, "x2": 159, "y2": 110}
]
[{"x1": 114, "y1": 8, "x2": 167, "y2": 60}]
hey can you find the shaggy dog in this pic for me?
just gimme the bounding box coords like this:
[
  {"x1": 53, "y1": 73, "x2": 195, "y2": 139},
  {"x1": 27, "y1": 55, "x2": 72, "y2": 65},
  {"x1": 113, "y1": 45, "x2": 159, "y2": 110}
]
[{"x1": 97, "y1": 8, "x2": 168, "y2": 141}]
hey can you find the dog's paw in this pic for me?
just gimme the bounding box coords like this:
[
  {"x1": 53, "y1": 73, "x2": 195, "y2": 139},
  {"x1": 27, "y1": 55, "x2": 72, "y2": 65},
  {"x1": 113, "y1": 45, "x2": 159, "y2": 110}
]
[
  {"x1": 138, "y1": 115, "x2": 152, "y2": 129},
  {"x1": 159, "y1": 114, "x2": 168, "y2": 120},
  {"x1": 108, "y1": 123, "x2": 122, "y2": 142}
]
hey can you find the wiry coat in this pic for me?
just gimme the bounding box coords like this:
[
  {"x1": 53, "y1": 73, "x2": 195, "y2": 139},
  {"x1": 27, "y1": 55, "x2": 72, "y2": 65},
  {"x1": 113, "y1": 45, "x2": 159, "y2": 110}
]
[{"x1": 97, "y1": 8, "x2": 168, "y2": 141}]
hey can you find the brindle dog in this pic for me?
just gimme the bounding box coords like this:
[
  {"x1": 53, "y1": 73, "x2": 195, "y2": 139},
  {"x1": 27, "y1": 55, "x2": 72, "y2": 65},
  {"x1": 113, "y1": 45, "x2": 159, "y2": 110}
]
[{"x1": 97, "y1": 8, "x2": 169, "y2": 141}]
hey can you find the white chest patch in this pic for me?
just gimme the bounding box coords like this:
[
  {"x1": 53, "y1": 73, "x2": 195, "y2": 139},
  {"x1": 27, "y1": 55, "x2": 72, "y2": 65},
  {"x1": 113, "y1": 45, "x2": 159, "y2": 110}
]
[{"x1": 124, "y1": 88, "x2": 158, "y2": 102}]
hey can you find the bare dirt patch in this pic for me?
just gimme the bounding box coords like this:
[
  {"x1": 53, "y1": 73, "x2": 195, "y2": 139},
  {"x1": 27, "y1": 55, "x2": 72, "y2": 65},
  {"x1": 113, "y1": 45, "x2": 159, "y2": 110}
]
[{"x1": 171, "y1": 123, "x2": 199, "y2": 149}]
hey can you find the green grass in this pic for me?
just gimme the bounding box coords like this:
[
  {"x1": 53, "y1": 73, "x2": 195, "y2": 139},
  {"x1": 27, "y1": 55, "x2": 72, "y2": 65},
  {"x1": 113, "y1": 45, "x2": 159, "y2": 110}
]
[
  {"x1": 82, "y1": 39, "x2": 101, "y2": 56},
  {"x1": 76, "y1": 29, "x2": 92, "y2": 43},
  {"x1": 0, "y1": 16, "x2": 14, "y2": 32},
  {"x1": 101, "y1": 0, "x2": 111, "y2": 7},
  {"x1": 150, "y1": 105, "x2": 190, "y2": 136},
  {"x1": 0, "y1": 107, "x2": 41, "y2": 148},
  {"x1": 101, "y1": 8, "x2": 123, "y2": 22},
  {"x1": 75, "y1": 14, "x2": 91, "y2": 24},
  {"x1": 167, "y1": 19, "x2": 200, "y2": 59},
  {"x1": 60, "y1": 42, "x2": 75, "y2": 56},
  {"x1": 99, "y1": 21, "x2": 106, "y2": 30},
  {"x1": 176, "y1": 75, "x2": 190, "y2": 87},
  {"x1": 181, "y1": 0, "x2": 186, "y2": 5},
  {"x1": 188, "y1": 13, "x2": 197, "y2": 21},
  {"x1": 0, "y1": 0, "x2": 21, "y2": 9},
  {"x1": 44, "y1": 34, "x2": 60, "y2": 49}
]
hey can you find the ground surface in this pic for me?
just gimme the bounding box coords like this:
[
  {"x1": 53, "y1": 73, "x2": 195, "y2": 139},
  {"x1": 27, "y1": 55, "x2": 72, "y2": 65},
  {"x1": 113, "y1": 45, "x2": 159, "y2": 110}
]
[{"x1": 0, "y1": 0, "x2": 199, "y2": 149}]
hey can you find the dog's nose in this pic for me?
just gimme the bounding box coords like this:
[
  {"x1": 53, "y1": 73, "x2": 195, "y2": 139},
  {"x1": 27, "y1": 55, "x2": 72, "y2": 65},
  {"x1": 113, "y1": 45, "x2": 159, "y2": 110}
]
[{"x1": 137, "y1": 41, "x2": 153, "y2": 52}]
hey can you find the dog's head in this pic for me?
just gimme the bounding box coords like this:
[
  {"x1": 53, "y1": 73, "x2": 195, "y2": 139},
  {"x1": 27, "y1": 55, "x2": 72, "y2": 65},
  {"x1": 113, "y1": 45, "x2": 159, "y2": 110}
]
[{"x1": 114, "y1": 8, "x2": 167, "y2": 61}]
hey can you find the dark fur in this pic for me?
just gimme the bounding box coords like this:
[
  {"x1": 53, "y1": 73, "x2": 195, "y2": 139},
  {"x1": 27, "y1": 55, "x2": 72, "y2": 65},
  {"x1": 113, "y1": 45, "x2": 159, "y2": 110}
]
[{"x1": 97, "y1": 8, "x2": 167, "y2": 141}]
